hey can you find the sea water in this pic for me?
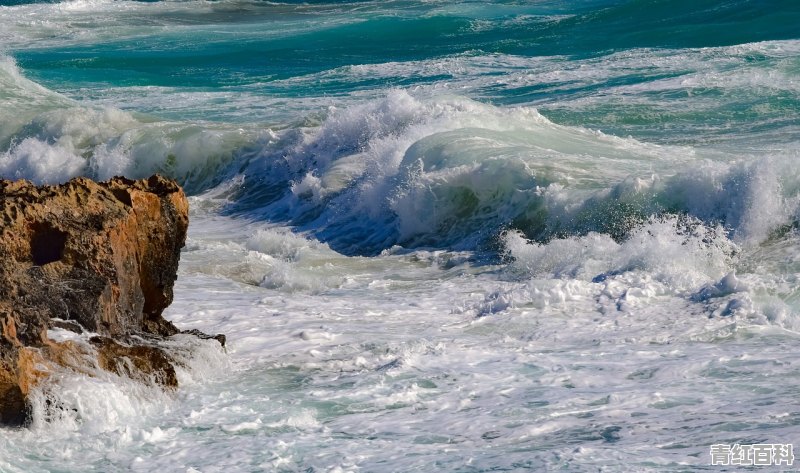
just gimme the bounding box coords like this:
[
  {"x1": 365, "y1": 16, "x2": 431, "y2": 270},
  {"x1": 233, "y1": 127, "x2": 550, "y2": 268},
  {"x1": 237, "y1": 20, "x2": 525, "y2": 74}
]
[{"x1": 1, "y1": 0, "x2": 800, "y2": 471}]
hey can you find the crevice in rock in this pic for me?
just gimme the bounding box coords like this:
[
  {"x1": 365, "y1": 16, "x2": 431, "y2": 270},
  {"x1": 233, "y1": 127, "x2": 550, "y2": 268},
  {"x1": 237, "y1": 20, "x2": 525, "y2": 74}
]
[
  {"x1": 110, "y1": 188, "x2": 132, "y2": 207},
  {"x1": 29, "y1": 223, "x2": 67, "y2": 266},
  {"x1": 0, "y1": 383, "x2": 28, "y2": 427}
]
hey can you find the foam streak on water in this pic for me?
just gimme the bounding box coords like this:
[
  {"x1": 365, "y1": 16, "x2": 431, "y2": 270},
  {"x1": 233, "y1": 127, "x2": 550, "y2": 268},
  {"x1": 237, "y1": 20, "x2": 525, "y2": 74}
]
[{"x1": 1, "y1": 0, "x2": 800, "y2": 471}]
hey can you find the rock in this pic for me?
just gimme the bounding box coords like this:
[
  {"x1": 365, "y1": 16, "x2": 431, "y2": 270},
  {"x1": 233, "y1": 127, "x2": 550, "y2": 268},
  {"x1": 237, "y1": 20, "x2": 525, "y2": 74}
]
[
  {"x1": 90, "y1": 336, "x2": 178, "y2": 388},
  {"x1": 0, "y1": 175, "x2": 199, "y2": 426},
  {"x1": 0, "y1": 382, "x2": 26, "y2": 426},
  {"x1": 181, "y1": 329, "x2": 226, "y2": 347}
]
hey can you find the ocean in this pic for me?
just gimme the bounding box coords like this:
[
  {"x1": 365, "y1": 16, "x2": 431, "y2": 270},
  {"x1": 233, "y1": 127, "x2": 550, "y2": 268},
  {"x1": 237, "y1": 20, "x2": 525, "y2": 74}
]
[{"x1": 1, "y1": 0, "x2": 800, "y2": 471}]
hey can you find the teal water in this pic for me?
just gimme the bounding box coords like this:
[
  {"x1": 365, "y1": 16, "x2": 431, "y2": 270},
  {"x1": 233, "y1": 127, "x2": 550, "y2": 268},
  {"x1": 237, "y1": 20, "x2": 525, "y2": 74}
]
[{"x1": 1, "y1": 1, "x2": 800, "y2": 471}]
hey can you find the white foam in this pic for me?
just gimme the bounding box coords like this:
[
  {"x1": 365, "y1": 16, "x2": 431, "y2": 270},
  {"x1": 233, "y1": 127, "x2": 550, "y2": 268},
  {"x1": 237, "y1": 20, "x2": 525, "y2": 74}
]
[
  {"x1": 504, "y1": 214, "x2": 739, "y2": 293},
  {"x1": 0, "y1": 54, "x2": 255, "y2": 189},
  {"x1": 243, "y1": 90, "x2": 696, "y2": 253},
  {"x1": 0, "y1": 138, "x2": 86, "y2": 184},
  {"x1": 231, "y1": 89, "x2": 800, "y2": 258},
  {"x1": 662, "y1": 156, "x2": 798, "y2": 245},
  {"x1": 0, "y1": 55, "x2": 74, "y2": 145},
  {"x1": 0, "y1": 97, "x2": 252, "y2": 191}
]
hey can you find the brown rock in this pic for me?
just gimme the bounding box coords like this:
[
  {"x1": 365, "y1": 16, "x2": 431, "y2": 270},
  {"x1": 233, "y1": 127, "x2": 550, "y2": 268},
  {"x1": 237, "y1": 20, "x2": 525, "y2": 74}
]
[
  {"x1": 181, "y1": 328, "x2": 226, "y2": 347},
  {"x1": 90, "y1": 336, "x2": 178, "y2": 388},
  {"x1": 0, "y1": 175, "x2": 193, "y2": 426},
  {"x1": 0, "y1": 175, "x2": 188, "y2": 339},
  {"x1": 0, "y1": 360, "x2": 26, "y2": 426}
]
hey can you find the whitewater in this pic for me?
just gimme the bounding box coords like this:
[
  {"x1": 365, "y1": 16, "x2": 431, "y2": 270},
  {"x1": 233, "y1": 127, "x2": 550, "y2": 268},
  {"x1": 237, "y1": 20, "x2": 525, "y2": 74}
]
[{"x1": 1, "y1": 0, "x2": 800, "y2": 471}]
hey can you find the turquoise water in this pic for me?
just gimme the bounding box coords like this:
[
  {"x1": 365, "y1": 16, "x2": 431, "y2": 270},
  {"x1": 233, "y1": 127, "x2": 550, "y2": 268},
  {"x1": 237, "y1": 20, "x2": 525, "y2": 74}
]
[{"x1": 2, "y1": 1, "x2": 800, "y2": 471}]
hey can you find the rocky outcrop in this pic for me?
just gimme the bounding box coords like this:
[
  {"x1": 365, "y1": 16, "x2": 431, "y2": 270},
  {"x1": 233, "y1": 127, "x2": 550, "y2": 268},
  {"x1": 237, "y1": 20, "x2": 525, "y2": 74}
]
[{"x1": 0, "y1": 175, "x2": 214, "y2": 426}]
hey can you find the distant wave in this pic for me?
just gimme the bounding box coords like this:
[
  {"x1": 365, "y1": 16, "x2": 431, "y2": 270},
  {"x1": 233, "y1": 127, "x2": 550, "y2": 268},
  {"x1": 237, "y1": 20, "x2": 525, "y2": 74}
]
[
  {"x1": 214, "y1": 90, "x2": 800, "y2": 255},
  {"x1": 2, "y1": 51, "x2": 798, "y2": 256},
  {"x1": 0, "y1": 55, "x2": 255, "y2": 191}
]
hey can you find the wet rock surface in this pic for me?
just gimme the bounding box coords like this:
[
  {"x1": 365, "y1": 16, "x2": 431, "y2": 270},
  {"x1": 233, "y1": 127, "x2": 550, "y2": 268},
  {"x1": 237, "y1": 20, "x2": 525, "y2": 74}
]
[{"x1": 0, "y1": 175, "x2": 220, "y2": 426}]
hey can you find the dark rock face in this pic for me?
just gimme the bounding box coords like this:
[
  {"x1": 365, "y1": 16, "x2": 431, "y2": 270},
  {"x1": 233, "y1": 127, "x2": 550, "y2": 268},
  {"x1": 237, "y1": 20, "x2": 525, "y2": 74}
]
[
  {"x1": 0, "y1": 376, "x2": 26, "y2": 426},
  {"x1": 0, "y1": 175, "x2": 210, "y2": 426}
]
